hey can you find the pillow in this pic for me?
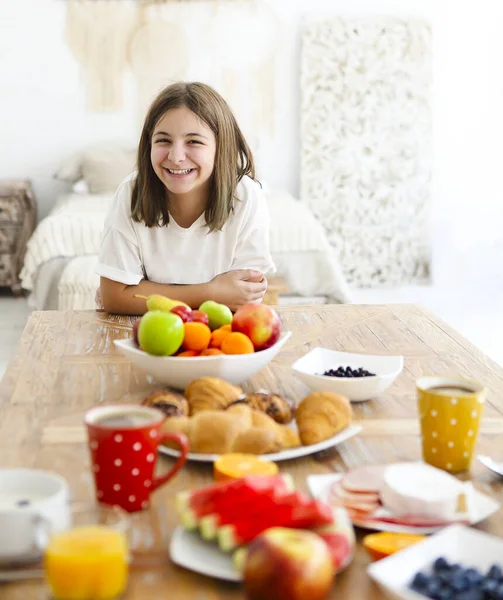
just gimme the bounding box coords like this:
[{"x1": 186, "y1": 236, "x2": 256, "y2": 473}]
[{"x1": 54, "y1": 142, "x2": 137, "y2": 194}]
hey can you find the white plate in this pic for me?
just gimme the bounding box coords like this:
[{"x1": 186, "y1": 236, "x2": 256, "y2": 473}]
[
  {"x1": 114, "y1": 331, "x2": 292, "y2": 389},
  {"x1": 368, "y1": 524, "x2": 503, "y2": 600},
  {"x1": 160, "y1": 423, "x2": 362, "y2": 463},
  {"x1": 307, "y1": 473, "x2": 500, "y2": 534},
  {"x1": 292, "y1": 348, "x2": 403, "y2": 402},
  {"x1": 170, "y1": 527, "x2": 240, "y2": 582},
  {"x1": 478, "y1": 454, "x2": 503, "y2": 477}
]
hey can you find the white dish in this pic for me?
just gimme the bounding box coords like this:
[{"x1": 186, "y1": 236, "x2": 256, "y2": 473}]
[
  {"x1": 291, "y1": 348, "x2": 403, "y2": 402},
  {"x1": 478, "y1": 454, "x2": 503, "y2": 477},
  {"x1": 160, "y1": 423, "x2": 362, "y2": 463},
  {"x1": 170, "y1": 527, "x2": 240, "y2": 582},
  {"x1": 368, "y1": 524, "x2": 503, "y2": 600},
  {"x1": 307, "y1": 472, "x2": 500, "y2": 534},
  {"x1": 114, "y1": 331, "x2": 292, "y2": 389}
]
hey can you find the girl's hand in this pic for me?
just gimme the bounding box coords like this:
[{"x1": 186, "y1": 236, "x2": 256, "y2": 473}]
[{"x1": 209, "y1": 269, "x2": 267, "y2": 311}]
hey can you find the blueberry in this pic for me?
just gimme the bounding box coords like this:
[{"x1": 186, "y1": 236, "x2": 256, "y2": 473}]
[
  {"x1": 436, "y1": 588, "x2": 455, "y2": 600},
  {"x1": 434, "y1": 557, "x2": 451, "y2": 573},
  {"x1": 465, "y1": 568, "x2": 483, "y2": 586},
  {"x1": 456, "y1": 591, "x2": 484, "y2": 600},
  {"x1": 481, "y1": 577, "x2": 499, "y2": 595},
  {"x1": 411, "y1": 571, "x2": 429, "y2": 591},
  {"x1": 495, "y1": 583, "x2": 503, "y2": 600},
  {"x1": 488, "y1": 565, "x2": 503, "y2": 580},
  {"x1": 450, "y1": 575, "x2": 470, "y2": 592},
  {"x1": 425, "y1": 577, "x2": 443, "y2": 597}
]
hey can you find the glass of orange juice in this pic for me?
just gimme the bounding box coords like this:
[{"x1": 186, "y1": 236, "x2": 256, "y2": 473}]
[{"x1": 44, "y1": 503, "x2": 129, "y2": 600}]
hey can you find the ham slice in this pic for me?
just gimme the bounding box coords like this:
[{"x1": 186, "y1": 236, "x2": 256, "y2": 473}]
[
  {"x1": 340, "y1": 465, "x2": 387, "y2": 494},
  {"x1": 328, "y1": 481, "x2": 380, "y2": 513}
]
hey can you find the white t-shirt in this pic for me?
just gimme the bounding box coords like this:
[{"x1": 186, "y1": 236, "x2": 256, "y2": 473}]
[{"x1": 96, "y1": 173, "x2": 276, "y2": 285}]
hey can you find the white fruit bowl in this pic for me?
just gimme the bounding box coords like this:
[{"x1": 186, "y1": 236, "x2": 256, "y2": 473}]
[
  {"x1": 114, "y1": 332, "x2": 292, "y2": 389},
  {"x1": 291, "y1": 348, "x2": 403, "y2": 402}
]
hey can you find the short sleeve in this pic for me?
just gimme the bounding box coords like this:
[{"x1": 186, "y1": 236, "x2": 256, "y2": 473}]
[
  {"x1": 231, "y1": 180, "x2": 277, "y2": 275},
  {"x1": 96, "y1": 177, "x2": 145, "y2": 285}
]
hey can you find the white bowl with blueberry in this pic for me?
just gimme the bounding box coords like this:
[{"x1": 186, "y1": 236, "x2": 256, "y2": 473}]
[
  {"x1": 368, "y1": 524, "x2": 503, "y2": 600},
  {"x1": 291, "y1": 348, "x2": 403, "y2": 402}
]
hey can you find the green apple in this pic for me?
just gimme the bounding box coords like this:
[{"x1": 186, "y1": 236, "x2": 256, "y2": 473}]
[
  {"x1": 138, "y1": 310, "x2": 184, "y2": 356},
  {"x1": 198, "y1": 300, "x2": 233, "y2": 331}
]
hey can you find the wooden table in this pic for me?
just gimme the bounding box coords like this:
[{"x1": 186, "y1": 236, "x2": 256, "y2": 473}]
[{"x1": 2, "y1": 304, "x2": 503, "y2": 599}]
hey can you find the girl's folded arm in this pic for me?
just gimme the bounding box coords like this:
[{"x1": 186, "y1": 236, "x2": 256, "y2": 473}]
[{"x1": 100, "y1": 277, "x2": 214, "y2": 315}]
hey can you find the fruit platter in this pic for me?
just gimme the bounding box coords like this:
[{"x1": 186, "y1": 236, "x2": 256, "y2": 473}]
[
  {"x1": 170, "y1": 473, "x2": 356, "y2": 592},
  {"x1": 114, "y1": 298, "x2": 292, "y2": 387}
]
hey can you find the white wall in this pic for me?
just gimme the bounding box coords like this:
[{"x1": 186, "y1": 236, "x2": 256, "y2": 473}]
[{"x1": 1, "y1": 0, "x2": 502, "y2": 282}]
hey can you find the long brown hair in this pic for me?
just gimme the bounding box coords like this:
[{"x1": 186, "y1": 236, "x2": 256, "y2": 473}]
[{"x1": 131, "y1": 81, "x2": 257, "y2": 231}]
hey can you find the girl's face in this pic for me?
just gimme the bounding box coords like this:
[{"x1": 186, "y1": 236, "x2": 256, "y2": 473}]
[{"x1": 151, "y1": 106, "x2": 216, "y2": 200}]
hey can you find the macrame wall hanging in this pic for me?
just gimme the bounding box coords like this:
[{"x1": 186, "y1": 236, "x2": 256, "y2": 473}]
[
  {"x1": 300, "y1": 17, "x2": 432, "y2": 287},
  {"x1": 64, "y1": 0, "x2": 280, "y2": 144},
  {"x1": 65, "y1": 0, "x2": 136, "y2": 111}
]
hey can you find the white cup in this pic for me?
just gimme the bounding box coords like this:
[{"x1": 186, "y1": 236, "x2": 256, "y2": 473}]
[{"x1": 0, "y1": 469, "x2": 71, "y2": 564}]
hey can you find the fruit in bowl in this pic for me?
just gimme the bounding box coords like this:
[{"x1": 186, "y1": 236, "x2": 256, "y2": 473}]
[
  {"x1": 137, "y1": 310, "x2": 184, "y2": 356},
  {"x1": 232, "y1": 304, "x2": 281, "y2": 351},
  {"x1": 199, "y1": 301, "x2": 233, "y2": 330}
]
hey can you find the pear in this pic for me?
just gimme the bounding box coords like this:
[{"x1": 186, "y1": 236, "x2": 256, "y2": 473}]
[{"x1": 135, "y1": 294, "x2": 190, "y2": 312}]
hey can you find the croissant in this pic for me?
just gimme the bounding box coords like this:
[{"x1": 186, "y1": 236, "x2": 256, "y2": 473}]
[
  {"x1": 184, "y1": 377, "x2": 242, "y2": 415},
  {"x1": 241, "y1": 392, "x2": 295, "y2": 424},
  {"x1": 143, "y1": 389, "x2": 188, "y2": 418},
  {"x1": 295, "y1": 392, "x2": 352, "y2": 445},
  {"x1": 160, "y1": 416, "x2": 192, "y2": 448},
  {"x1": 277, "y1": 425, "x2": 301, "y2": 449},
  {"x1": 189, "y1": 410, "x2": 248, "y2": 454},
  {"x1": 225, "y1": 403, "x2": 253, "y2": 428},
  {"x1": 231, "y1": 427, "x2": 283, "y2": 454},
  {"x1": 250, "y1": 410, "x2": 300, "y2": 450}
]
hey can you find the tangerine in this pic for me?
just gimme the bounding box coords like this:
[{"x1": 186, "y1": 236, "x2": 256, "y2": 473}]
[
  {"x1": 221, "y1": 332, "x2": 254, "y2": 355},
  {"x1": 209, "y1": 324, "x2": 232, "y2": 348},
  {"x1": 200, "y1": 348, "x2": 224, "y2": 356},
  {"x1": 182, "y1": 322, "x2": 211, "y2": 351}
]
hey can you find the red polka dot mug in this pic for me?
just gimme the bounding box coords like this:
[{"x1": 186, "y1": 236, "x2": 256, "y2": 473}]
[{"x1": 85, "y1": 404, "x2": 189, "y2": 512}]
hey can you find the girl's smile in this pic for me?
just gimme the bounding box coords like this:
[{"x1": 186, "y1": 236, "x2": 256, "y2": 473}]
[{"x1": 151, "y1": 106, "x2": 216, "y2": 201}]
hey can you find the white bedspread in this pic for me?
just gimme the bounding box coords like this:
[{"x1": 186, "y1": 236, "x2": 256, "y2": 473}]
[{"x1": 21, "y1": 190, "x2": 352, "y2": 309}]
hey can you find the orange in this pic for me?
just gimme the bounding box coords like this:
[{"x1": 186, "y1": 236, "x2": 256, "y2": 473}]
[
  {"x1": 363, "y1": 532, "x2": 426, "y2": 561},
  {"x1": 213, "y1": 453, "x2": 279, "y2": 482},
  {"x1": 182, "y1": 322, "x2": 211, "y2": 351},
  {"x1": 221, "y1": 332, "x2": 254, "y2": 355},
  {"x1": 209, "y1": 324, "x2": 232, "y2": 348},
  {"x1": 177, "y1": 350, "x2": 200, "y2": 357},
  {"x1": 200, "y1": 348, "x2": 224, "y2": 356}
]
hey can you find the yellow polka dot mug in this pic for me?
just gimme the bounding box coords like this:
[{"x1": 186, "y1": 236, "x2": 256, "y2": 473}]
[{"x1": 417, "y1": 376, "x2": 486, "y2": 473}]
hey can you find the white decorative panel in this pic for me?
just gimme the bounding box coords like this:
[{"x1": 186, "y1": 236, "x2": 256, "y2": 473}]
[{"x1": 301, "y1": 17, "x2": 432, "y2": 287}]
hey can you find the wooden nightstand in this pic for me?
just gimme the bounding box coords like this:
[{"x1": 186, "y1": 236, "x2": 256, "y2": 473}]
[
  {"x1": 0, "y1": 180, "x2": 37, "y2": 295},
  {"x1": 263, "y1": 276, "x2": 289, "y2": 305}
]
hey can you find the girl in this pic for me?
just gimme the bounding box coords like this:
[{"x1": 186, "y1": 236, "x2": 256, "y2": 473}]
[{"x1": 97, "y1": 81, "x2": 276, "y2": 315}]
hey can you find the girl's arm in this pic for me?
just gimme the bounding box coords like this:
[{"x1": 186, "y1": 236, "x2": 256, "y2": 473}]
[
  {"x1": 100, "y1": 269, "x2": 267, "y2": 315},
  {"x1": 100, "y1": 277, "x2": 213, "y2": 315}
]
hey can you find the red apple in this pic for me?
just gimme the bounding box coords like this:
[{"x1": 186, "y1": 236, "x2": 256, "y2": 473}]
[
  {"x1": 132, "y1": 319, "x2": 140, "y2": 347},
  {"x1": 189, "y1": 310, "x2": 210, "y2": 326},
  {"x1": 243, "y1": 527, "x2": 334, "y2": 600},
  {"x1": 232, "y1": 304, "x2": 281, "y2": 351},
  {"x1": 170, "y1": 305, "x2": 192, "y2": 323}
]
